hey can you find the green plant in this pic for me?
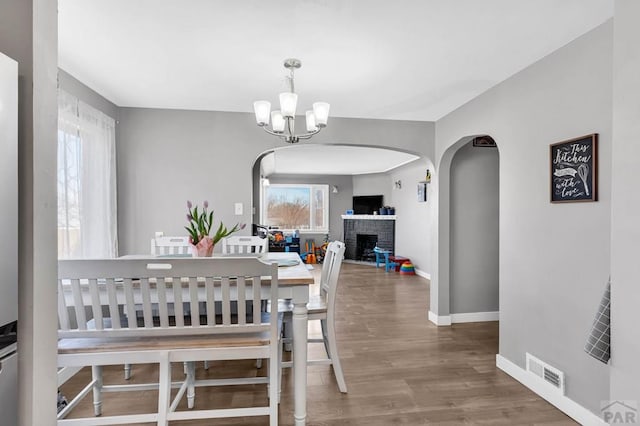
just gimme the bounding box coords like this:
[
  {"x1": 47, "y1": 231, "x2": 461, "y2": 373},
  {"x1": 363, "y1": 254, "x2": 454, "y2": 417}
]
[{"x1": 185, "y1": 200, "x2": 244, "y2": 245}]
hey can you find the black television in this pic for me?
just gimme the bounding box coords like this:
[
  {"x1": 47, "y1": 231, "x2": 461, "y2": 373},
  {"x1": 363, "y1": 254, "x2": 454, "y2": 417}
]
[{"x1": 353, "y1": 195, "x2": 384, "y2": 215}]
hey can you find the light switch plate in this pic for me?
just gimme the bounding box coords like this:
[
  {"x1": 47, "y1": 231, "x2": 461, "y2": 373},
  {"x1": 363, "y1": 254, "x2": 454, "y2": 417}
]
[{"x1": 234, "y1": 203, "x2": 243, "y2": 215}]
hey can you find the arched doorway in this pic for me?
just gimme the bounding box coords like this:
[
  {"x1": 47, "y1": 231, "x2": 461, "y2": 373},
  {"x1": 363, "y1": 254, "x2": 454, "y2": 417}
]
[
  {"x1": 430, "y1": 135, "x2": 500, "y2": 325},
  {"x1": 250, "y1": 143, "x2": 436, "y2": 278}
]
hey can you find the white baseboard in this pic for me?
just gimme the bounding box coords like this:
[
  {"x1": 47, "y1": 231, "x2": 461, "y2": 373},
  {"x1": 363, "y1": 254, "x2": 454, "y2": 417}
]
[
  {"x1": 451, "y1": 311, "x2": 499, "y2": 323},
  {"x1": 428, "y1": 310, "x2": 451, "y2": 326},
  {"x1": 496, "y1": 355, "x2": 606, "y2": 426},
  {"x1": 414, "y1": 269, "x2": 430, "y2": 280}
]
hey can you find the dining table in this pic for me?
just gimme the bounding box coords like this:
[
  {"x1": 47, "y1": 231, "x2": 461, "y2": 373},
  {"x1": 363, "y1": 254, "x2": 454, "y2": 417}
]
[
  {"x1": 118, "y1": 251, "x2": 314, "y2": 425},
  {"x1": 257, "y1": 251, "x2": 313, "y2": 426}
]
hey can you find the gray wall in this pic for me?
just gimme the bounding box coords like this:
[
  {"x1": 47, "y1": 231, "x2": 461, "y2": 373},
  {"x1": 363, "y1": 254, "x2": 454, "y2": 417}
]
[
  {"x1": 264, "y1": 174, "x2": 354, "y2": 243},
  {"x1": 610, "y1": 0, "x2": 640, "y2": 407},
  {"x1": 389, "y1": 159, "x2": 434, "y2": 275},
  {"x1": 352, "y1": 173, "x2": 392, "y2": 206},
  {"x1": 434, "y1": 21, "x2": 612, "y2": 414},
  {"x1": 116, "y1": 108, "x2": 434, "y2": 255},
  {"x1": 58, "y1": 68, "x2": 118, "y2": 120},
  {"x1": 449, "y1": 142, "x2": 499, "y2": 314},
  {"x1": 0, "y1": 1, "x2": 58, "y2": 424}
]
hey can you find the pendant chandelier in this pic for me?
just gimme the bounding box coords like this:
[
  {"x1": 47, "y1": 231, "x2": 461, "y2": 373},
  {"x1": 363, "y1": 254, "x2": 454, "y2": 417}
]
[{"x1": 253, "y1": 58, "x2": 330, "y2": 144}]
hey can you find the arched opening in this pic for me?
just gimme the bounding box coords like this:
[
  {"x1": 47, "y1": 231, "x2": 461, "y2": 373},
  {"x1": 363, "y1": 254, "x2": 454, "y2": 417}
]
[
  {"x1": 250, "y1": 143, "x2": 436, "y2": 277},
  {"x1": 450, "y1": 137, "x2": 499, "y2": 321},
  {"x1": 431, "y1": 135, "x2": 500, "y2": 325}
]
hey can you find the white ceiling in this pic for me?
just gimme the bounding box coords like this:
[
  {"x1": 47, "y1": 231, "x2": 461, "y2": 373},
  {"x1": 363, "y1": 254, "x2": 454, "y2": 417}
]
[
  {"x1": 261, "y1": 145, "x2": 420, "y2": 176},
  {"x1": 57, "y1": 1, "x2": 612, "y2": 175},
  {"x1": 58, "y1": 0, "x2": 613, "y2": 122}
]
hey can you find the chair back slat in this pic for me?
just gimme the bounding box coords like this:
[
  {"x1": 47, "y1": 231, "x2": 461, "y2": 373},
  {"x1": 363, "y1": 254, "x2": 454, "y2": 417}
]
[
  {"x1": 123, "y1": 279, "x2": 137, "y2": 329},
  {"x1": 70, "y1": 279, "x2": 87, "y2": 330},
  {"x1": 88, "y1": 279, "x2": 103, "y2": 330},
  {"x1": 140, "y1": 278, "x2": 153, "y2": 328},
  {"x1": 173, "y1": 276, "x2": 185, "y2": 327},
  {"x1": 237, "y1": 276, "x2": 246, "y2": 325},
  {"x1": 253, "y1": 277, "x2": 261, "y2": 324},
  {"x1": 156, "y1": 277, "x2": 169, "y2": 328},
  {"x1": 58, "y1": 279, "x2": 70, "y2": 331},
  {"x1": 205, "y1": 276, "x2": 215, "y2": 326},
  {"x1": 320, "y1": 250, "x2": 334, "y2": 297},
  {"x1": 188, "y1": 277, "x2": 199, "y2": 327},
  {"x1": 222, "y1": 236, "x2": 268, "y2": 255},
  {"x1": 105, "y1": 278, "x2": 121, "y2": 329},
  {"x1": 221, "y1": 277, "x2": 231, "y2": 325},
  {"x1": 321, "y1": 241, "x2": 345, "y2": 308},
  {"x1": 57, "y1": 258, "x2": 278, "y2": 339}
]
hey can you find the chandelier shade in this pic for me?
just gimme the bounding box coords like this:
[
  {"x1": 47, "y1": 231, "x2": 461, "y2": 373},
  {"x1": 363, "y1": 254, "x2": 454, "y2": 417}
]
[
  {"x1": 253, "y1": 58, "x2": 329, "y2": 144},
  {"x1": 305, "y1": 110, "x2": 317, "y2": 132},
  {"x1": 312, "y1": 102, "x2": 330, "y2": 127},
  {"x1": 271, "y1": 111, "x2": 285, "y2": 132},
  {"x1": 279, "y1": 92, "x2": 298, "y2": 117},
  {"x1": 253, "y1": 101, "x2": 271, "y2": 126}
]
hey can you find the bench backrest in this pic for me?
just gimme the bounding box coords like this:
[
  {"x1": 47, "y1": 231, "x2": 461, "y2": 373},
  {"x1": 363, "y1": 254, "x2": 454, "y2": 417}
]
[{"x1": 57, "y1": 258, "x2": 278, "y2": 340}]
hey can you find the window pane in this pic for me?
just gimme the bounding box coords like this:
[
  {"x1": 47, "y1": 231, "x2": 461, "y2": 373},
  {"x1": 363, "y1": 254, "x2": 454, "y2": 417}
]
[
  {"x1": 57, "y1": 130, "x2": 83, "y2": 258},
  {"x1": 57, "y1": 89, "x2": 117, "y2": 259},
  {"x1": 265, "y1": 186, "x2": 311, "y2": 229},
  {"x1": 312, "y1": 187, "x2": 325, "y2": 229}
]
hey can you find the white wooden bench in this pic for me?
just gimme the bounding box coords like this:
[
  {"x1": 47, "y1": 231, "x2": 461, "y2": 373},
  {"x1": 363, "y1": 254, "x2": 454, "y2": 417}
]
[{"x1": 57, "y1": 257, "x2": 280, "y2": 426}]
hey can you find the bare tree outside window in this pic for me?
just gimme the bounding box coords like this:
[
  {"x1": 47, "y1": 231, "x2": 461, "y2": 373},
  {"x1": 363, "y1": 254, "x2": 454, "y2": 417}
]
[{"x1": 262, "y1": 184, "x2": 329, "y2": 232}]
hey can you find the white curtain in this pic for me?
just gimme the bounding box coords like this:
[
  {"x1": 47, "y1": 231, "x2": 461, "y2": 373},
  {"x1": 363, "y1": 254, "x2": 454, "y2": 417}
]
[{"x1": 58, "y1": 89, "x2": 118, "y2": 258}]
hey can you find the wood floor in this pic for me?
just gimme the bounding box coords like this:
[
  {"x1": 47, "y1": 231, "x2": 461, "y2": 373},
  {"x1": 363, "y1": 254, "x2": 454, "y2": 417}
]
[{"x1": 59, "y1": 263, "x2": 576, "y2": 425}]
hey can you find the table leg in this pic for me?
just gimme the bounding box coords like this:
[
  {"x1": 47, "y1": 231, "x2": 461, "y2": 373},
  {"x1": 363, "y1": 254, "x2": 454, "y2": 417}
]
[{"x1": 292, "y1": 285, "x2": 309, "y2": 426}]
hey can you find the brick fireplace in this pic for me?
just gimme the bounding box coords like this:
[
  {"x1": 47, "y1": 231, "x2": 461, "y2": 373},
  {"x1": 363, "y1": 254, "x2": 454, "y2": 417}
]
[{"x1": 342, "y1": 215, "x2": 395, "y2": 261}]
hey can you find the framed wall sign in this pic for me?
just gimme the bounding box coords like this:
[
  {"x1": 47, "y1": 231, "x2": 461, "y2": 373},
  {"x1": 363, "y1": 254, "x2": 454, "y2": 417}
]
[
  {"x1": 472, "y1": 135, "x2": 497, "y2": 147},
  {"x1": 550, "y1": 133, "x2": 598, "y2": 203},
  {"x1": 417, "y1": 181, "x2": 428, "y2": 202}
]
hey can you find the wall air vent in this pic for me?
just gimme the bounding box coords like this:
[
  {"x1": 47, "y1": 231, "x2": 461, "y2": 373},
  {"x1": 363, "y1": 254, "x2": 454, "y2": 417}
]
[{"x1": 526, "y1": 353, "x2": 565, "y2": 395}]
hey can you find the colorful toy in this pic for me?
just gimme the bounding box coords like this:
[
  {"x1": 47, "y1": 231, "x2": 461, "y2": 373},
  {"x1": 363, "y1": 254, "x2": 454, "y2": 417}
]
[
  {"x1": 399, "y1": 261, "x2": 416, "y2": 275},
  {"x1": 305, "y1": 241, "x2": 317, "y2": 264},
  {"x1": 373, "y1": 246, "x2": 397, "y2": 272}
]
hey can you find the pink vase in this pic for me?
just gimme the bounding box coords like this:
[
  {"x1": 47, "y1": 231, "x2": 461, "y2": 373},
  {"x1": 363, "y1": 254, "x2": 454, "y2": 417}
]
[{"x1": 191, "y1": 236, "x2": 214, "y2": 257}]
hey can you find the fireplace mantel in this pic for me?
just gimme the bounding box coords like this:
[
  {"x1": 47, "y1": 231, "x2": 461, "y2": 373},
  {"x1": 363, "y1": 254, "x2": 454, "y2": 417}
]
[{"x1": 341, "y1": 215, "x2": 396, "y2": 220}]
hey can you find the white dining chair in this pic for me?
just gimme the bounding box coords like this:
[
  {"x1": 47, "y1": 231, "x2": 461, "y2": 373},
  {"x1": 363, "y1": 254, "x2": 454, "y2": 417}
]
[
  {"x1": 151, "y1": 236, "x2": 191, "y2": 256},
  {"x1": 222, "y1": 236, "x2": 268, "y2": 255},
  {"x1": 216, "y1": 235, "x2": 269, "y2": 370},
  {"x1": 122, "y1": 235, "x2": 193, "y2": 380},
  {"x1": 281, "y1": 240, "x2": 348, "y2": 393}
]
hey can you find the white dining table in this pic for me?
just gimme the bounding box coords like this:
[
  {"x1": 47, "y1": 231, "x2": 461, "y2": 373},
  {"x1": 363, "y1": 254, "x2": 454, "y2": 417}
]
[{"x1": 118, "y1": 251, "x2": 313, "y2": 425}]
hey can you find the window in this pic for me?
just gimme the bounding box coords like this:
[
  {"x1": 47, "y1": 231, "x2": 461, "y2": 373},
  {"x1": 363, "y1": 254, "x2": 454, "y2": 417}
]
[
  {"x1": 261, "y1": 184, "x2": 329, "y2": 232},
  {"x1": 58, "y1": 90, "x2": 118, "y2": 258}
]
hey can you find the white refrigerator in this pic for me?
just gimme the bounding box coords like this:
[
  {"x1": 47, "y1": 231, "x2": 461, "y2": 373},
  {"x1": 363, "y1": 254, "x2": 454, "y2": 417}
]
[{"x1": 0, "y1": 51, "x2": 19, "y2": 425}]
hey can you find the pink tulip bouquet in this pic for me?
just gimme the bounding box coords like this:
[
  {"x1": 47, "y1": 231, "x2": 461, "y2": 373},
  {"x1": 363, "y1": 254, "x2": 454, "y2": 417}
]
[{"x1": 185, "y1": 200, "x2": 244, "y2": 256}]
